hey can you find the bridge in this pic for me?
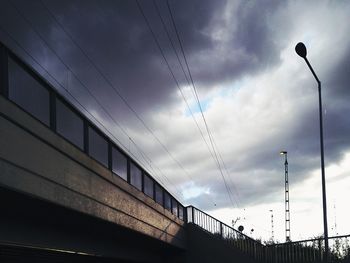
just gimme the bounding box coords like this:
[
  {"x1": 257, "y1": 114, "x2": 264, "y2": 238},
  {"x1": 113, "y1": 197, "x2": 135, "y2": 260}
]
[
  {"x1": 0, "y1": 40, "x2": 261, "y2": 262},
  {"x1": 1, "y1": 41, "x2": 349, "y2": 263}
]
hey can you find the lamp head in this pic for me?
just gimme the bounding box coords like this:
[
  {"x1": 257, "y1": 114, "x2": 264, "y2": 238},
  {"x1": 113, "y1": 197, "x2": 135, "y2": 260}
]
[
  {"x1": 295, "y1": 42, "x2": 307, "y2": 58},
  {"x1": 280, "y1": 151, "x2": 287, "y2": 155}
]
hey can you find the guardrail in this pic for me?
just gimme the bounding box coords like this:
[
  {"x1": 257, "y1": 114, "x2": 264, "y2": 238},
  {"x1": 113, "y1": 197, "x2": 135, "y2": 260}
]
[
  {"x1": 186, "y1": 206, "x2": 266, "y2": 261},
  {"x1": 266, "y1": 234, "x2": 350, "y2": 263},
  {"x1": 186, "y1": 206, "x2": 350, "y2": 263}
]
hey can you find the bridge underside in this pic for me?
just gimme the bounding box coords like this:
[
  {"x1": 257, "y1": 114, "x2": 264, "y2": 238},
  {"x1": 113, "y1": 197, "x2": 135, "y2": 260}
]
[{"x1": 0, "y1": 186, "x2": 184, "y2": 263}]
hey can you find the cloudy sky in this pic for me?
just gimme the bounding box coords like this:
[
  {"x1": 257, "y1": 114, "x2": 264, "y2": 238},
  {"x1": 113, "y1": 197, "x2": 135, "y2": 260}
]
[{"x1": 1, "y1": 0, "x2": 349, "y2": 242}]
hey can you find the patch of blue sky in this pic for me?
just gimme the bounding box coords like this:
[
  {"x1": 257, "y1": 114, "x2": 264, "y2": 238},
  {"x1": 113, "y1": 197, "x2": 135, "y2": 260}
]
[
  {"x1": 184, "y1": 80, "x2": 245, "y2": 117},
  {"x1": 181, "y1": 182, "x2": 210, "y2": 200},
  {"x1": 184, "y1": 97, "x2": 211, "y2": 117}
]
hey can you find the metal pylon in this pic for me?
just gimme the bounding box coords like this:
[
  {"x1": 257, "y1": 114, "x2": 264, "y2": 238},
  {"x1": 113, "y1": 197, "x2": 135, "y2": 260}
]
[{"x1": 284, "y1": 155, "x2": 290, "y2": 242}]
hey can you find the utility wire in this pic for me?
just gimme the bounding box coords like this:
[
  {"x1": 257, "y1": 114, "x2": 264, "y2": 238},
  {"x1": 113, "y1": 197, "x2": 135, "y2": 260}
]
[
  {"x1": 166, "y1": 0, "x2": 238, "y2": 209},
  {"x1": 213, "y1": 137, "x2": 242, "y2": 207},
  {"x1": 138, "y1": 0, "x2": 238, "y2": 208},
  {"x1": 154, "y1": 0, "x2": 241, "y2": 208},
  {"x1": 36, "y1": 1, "x2": 175, "y2": 193},
  {"x1": 166, "y1": 1, "x2": 241, "y2": 208},
  {"x1": 7, "y1": 2, "x2": 183, "y2": 200},
  {"x1": 152, "y1": 0, "x2": 216, "y2": 169},
  {"x1": 135, "y1": 0, "x2": 198, "y2": 178},
  {"x1": 136, "y1": 0, "x2": 217, "y2": 203},
  {"x1": 38, "y1": 0, "x2": 200, "y2": 201}
]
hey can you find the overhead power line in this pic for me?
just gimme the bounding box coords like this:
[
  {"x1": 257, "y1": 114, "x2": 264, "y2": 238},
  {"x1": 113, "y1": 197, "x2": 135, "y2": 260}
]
[
  {"x1": 152, "y1": 0, "x2": 240, "y2": 208},
  {"x1": 152, "y1": 0, "x2": 218, "y2": 174},
  {"x1": 135, "y1": 0, "x2": 219, "y2": 205},
  {"x1": 37, "y1": 0, "x2": 211, "y2": 202},
  {"x1": 7, "y1": 2, "x2": 183, "y2": 200},
  {"x1": 36, "y1": 0, "x2": 181, "y2": 196},
  {"x1": 165, "y1": 0, "x2": 239, "y2": 209}
]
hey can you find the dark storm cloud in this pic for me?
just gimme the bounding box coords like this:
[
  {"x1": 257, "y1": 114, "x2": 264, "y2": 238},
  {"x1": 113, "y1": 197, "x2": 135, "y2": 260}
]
[
  {"x1": 1, "y1": 0, "x2": 287, "y2": 123},
  {"x1": 40, "y1": 0, "x2": 178, "y2": 118},
  {"x1": 326, "y1": 46, "x2": 350, "y2": 102},
  {"x1": 1, "y1": 0, "x2": 177, "y2": 120},
  {"x1": 322, "y1": 46, "x2": 350, "y2": 163},
  {"x1": 164, "y1": 0, "x2": 226, "y2": 52},
  {"x1": 234, "y1": 1, "x2": 283, "y2": 63},
  {"x1": 168, "y1": 0, "x2": 286, "y2": 88},
  {"x1": 43, "y1": 0, "x2": 229, "y2": 117}
]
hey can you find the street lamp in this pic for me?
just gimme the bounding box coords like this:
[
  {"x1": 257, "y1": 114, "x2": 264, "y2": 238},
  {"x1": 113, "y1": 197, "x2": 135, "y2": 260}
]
[
  {"x1": 295, "y1": 42, "x2": 329, "y2": 261},
  {"x1": 280, "y1": 151, "x2": 290, "y2": 242}
]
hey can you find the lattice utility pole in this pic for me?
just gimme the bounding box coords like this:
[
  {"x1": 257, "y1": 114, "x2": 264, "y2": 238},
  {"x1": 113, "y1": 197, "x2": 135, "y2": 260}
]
[
  {"x1": 269, "y1": 209, "x2": 274, "y2": 241},
  {"x1": 280, "y1": 151, "x2": 291, "y2": 242}
]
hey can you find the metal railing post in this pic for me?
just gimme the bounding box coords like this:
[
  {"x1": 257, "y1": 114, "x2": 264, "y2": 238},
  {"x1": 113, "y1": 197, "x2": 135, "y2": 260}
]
[
  {"x1": 319, "y1": 239, "x2": 322, "y2": 261},
  {"x1": 192, "y1": 206, "x2": 195, "y2": 224}
]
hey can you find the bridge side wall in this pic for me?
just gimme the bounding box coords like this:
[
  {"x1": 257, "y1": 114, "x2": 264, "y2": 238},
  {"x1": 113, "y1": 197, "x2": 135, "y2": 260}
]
[{"x1": 0, "y1": 95, "x2": 186, "y2": 251}]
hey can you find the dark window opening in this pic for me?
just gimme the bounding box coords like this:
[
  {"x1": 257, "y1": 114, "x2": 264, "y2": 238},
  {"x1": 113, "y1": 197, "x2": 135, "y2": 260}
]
[
  {"x1": 155, "y1": 184, "x2": 163, "y2": 206},
  {"x1": 130, "y1": 162, "x2": 142, "y2": 191},
  {"x1": 179, "y1": 205, "x2": 184, "y2": 220},
  {"x1": 8, "y1": 57, "x2": 49, "y2": 125},
  {"x1": 164, "y1": 192, "x2": 171, "y2": 211},
  {"x1": 56, "y1": 98, "x2": 84, "y2": 149},
  {"x1": 112, "y1": 147, "x2": 128, "y2": 181},
  {"x1": 143, "y1": 174, "x2": 154, "y2": 198},
  {"x1": 172, "y1": 198, "x2": 178, "y2": 216},
  {"x1": 88, "y1": 127, "x2": 108, "y2": 167}
]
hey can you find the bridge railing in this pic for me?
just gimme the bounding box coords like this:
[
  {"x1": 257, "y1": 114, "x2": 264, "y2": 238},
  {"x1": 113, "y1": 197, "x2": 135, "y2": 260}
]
[
  {"x1": 186, "y1": 206, "x2": 350, "y2": 263},
  {"x1": 186, "y1": 206, "x2": 266, "y2": 261},
  {"x1": 266, "y1": 234, "x2": 350, "y2": 263}
]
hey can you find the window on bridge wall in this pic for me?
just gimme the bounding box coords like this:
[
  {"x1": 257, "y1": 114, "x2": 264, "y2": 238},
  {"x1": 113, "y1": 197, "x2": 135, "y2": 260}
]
[
  {"x1": 130, "y1": 162, "x2": 142, "y2": 191},
  {"x1": 155, "y1": 183, "x2": 163, "y2": 206},
  {"x1": 112, "y1": 147, "x2": 128, "y2": 181},
  {"x1": 172, "y1": 198, "x2": 178, "y2": 217},
  {"x1": 56, "y1": 98, "x2": 84, "y2": 150},
  {"x1": 143, "y1": 173, "x2": 154, "y2": 198},
  {"x1": 164, "y1": 191, "x2": 171, "y2": 211},
  {"x1": 178, "y1": 205, "x2": 184, "y2": 221},
  {"x1": 8, "y1": 56, "x2": 50, "y2": 126},
  {"x1": 88, "y1": 127, "x2": 108, "y2": 167}
]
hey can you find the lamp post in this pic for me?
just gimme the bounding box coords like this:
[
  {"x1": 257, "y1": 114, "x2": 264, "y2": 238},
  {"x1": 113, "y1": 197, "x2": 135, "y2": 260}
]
[
  {"x1": 295, "y1": 42, "x2": 329, "y2": 261},
  {"x1": 280, "y1": 151, "x2": 290, "y2": 242}
]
